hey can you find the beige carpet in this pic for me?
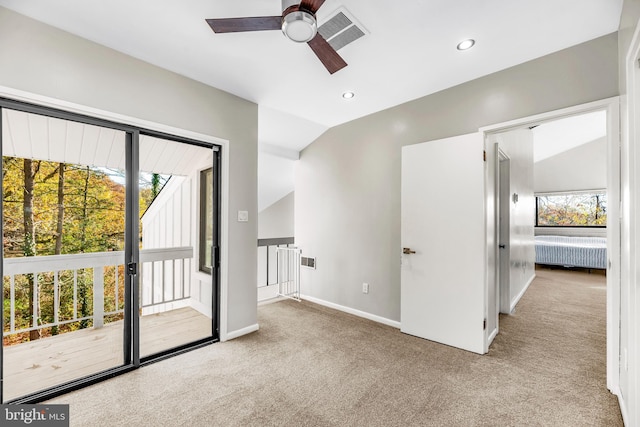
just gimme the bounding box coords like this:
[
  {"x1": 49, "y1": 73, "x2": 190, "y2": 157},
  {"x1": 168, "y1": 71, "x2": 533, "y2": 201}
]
[{"x1": 47, "y1": 268, "x2": 622, "y2": 426}]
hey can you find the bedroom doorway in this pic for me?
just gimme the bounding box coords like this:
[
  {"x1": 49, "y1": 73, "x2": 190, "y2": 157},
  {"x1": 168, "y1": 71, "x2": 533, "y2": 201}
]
[{"x1": 482, "y1": 97, "x2": 621, "y2": 394}]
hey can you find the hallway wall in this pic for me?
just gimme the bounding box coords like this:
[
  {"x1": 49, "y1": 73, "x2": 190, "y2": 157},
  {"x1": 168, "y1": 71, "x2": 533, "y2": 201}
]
[{"x1": 296, "y1": 33, "x2": 619, "y2": 323}]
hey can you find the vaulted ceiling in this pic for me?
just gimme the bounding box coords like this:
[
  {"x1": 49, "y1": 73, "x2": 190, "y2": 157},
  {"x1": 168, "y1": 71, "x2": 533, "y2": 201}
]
[{"x1": 0, "y1": 1, "x2": 624, "y2": 209}]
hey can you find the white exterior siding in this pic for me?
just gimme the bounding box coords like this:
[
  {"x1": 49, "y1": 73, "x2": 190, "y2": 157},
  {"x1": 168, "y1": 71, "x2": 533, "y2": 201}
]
[{"x1": 141, "y1": 151, "x2": 213, "y2": 317}]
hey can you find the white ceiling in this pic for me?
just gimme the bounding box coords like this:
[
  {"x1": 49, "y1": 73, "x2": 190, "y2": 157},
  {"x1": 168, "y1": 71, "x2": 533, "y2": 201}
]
[
  {"x1": 0, "y1": 0, "x2": 624, "y2": 211},
  {"x1": 1, "y1": 109, "x2": 212, "y2": 176},
  {"x1": 532, "y1": 110, "x2": 607, "y2": 163}
]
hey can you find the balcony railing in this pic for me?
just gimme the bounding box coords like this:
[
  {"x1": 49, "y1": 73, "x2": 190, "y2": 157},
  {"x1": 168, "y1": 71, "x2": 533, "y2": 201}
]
[
  {"x1": 276, "y1": 247, "x2": 301, "y2": 301},
  {"x1": 3, "y1": 246, "x2": 193, "y2": 338},
  {"x1": 257, "y1": 237, "x2": 295, "y2": 288},
  {"x1": 257, "y1": 238, "x2": 300, "y2": 302}
]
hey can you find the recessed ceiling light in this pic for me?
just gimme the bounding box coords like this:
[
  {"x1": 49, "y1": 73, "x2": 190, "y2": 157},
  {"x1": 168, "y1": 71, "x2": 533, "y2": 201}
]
[
  {"x1": 342, "y1": 91, "x2": 355, "y2": 99},
  {"x1": 456, "y1": 39, "x2": 475, "y2": 51}
]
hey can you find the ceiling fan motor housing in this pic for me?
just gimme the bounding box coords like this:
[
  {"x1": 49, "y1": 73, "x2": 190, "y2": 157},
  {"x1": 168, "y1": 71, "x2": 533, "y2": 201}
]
[{"x1": 281, "y1": 0, "x2": 317, "y2": 43}]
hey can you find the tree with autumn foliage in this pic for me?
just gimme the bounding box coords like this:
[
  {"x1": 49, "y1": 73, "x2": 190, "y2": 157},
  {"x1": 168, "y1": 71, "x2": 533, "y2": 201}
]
[
  {"x1": 536, "y1": 193, "x2": 607, "y2": 226},
  {"x1": 2, "y1": 158, "x2": 133, "y2": 344}
]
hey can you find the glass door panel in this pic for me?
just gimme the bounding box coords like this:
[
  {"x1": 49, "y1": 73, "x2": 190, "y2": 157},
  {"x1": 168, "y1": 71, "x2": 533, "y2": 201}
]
[
  {"x1": 2, "y1": 108, "x2": 128, "y2": 401},
  {"x1": 138, "y1": 135, "x2": 213, "y2": 358}
]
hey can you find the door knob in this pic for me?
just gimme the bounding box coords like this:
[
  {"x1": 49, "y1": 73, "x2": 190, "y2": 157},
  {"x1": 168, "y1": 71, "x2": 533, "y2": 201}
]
[
  {"x1": 403, "y1": 247, "x2": 416, "y2": 254},
  {"x1": 499, "y1": 244, "x2": 506, "y2": 249}
]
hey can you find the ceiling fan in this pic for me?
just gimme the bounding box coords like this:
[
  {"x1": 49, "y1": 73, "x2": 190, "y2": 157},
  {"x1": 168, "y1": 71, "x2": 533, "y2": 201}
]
[{"x1": 206, "y1": 0, "x2": 347, "y2": 74}]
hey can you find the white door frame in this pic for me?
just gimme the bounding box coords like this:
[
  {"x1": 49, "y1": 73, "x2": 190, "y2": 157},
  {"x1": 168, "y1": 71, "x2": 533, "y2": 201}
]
[
  {"x1": 620, "y1": 17, "x2": 640, "y2": 425},
  {"x1": 479, "y1": 96, "x2": 621, "y2": 393},
  {"x1": 497, "y1": 149, "x2": 511, "y2": 315},
  {"x1": 484, "y1": 144, "x2": 510, "y2": 349}
]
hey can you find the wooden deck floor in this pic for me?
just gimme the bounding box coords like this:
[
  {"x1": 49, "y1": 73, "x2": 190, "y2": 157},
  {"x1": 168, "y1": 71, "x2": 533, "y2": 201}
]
[{"x1": 3, "y1": 307, "x2": 211, "y2": 401}]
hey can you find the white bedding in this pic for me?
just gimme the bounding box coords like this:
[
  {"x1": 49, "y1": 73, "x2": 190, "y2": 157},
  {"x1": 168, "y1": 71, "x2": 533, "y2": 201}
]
[{"x1": 535, "y1": 235, "x2": 607, "y2": 269}]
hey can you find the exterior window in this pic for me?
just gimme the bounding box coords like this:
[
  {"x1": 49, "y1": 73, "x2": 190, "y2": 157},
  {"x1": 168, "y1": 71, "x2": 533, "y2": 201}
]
[
  {"x1": 199, "y1": 168, "x2": 213, "y2": 273},
  {"x1": 536, "y1": 191, "x2": 607, "y2": 227}
]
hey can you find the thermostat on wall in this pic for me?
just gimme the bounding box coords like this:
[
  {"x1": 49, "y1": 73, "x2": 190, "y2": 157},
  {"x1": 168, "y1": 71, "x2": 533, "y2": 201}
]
[{"x1": 237, "y1": 210, "x2": 249, "y2": 222}]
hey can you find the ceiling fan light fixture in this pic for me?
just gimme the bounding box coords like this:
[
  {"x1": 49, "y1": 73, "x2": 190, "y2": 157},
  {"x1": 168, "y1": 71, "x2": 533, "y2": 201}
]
[{"x1": 282, "y1": 11, "x2": 317, "y2": 43}]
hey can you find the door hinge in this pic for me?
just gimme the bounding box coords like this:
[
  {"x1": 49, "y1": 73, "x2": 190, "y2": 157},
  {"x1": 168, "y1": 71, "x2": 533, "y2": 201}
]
[
  {"x1": 483, "y1": 150, "x2": 487, "y2": 162},
  {"x1": 483, "y1": 318, "x2": 487, "y2": 330}
]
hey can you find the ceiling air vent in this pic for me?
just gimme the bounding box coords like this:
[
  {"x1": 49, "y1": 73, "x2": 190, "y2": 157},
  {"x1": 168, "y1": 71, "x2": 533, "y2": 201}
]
[{"x1": 318, "y1": 8, "x2": 367, "y2": 51}]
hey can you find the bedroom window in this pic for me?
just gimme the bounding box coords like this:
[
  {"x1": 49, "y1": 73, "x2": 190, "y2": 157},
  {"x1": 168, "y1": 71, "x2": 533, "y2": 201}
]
[{"x1": 535, "y1": 191, "x2": 607, "y2": 227}]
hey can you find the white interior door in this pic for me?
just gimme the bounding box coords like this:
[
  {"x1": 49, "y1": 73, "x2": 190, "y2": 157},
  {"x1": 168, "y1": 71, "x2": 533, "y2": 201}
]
[{"x1": 401, "y1": 133, "x2": 486, "y2": 354}]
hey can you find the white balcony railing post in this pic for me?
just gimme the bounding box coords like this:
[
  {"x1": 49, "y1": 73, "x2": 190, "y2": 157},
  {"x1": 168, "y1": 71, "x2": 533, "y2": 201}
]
[
  {"x1": 53, "y1": 272, "x2": 60, "y2": 326},
  {"x1": 10, "y1": 275, "x2": 15, "y2": 333},
  {"x1": 32, "y1": 274, "x2": 39, "y2": 329},
  {"x1": 93, "y1": 267, "x2": 104, "y2": 328}
]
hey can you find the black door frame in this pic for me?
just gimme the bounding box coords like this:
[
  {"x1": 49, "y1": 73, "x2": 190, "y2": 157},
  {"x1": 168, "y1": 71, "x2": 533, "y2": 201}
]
[{"x1": 0, "y1": 97, "x2": 221, "y2": 403}]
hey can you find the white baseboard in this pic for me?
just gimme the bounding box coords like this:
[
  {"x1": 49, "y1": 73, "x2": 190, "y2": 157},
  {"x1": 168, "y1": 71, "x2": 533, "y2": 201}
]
[
  {"x1": 487, "y1": 327, "x2": 498, "y2": 346},
  {"x1": 300, "y1": 294, "x2": 401, "y2": 329},
  {"x1": 510, "y1": 273, "x2": 536, "y2": 313},
  {"x1": 617, "y1": 393, "x2": 629, "y2": 427},
  {"x1": 258, "y1": 296, "x2": 286, "y2": 306},
  {"x1": 224, "y1": 323, "x2": 259, "y2": 342}
]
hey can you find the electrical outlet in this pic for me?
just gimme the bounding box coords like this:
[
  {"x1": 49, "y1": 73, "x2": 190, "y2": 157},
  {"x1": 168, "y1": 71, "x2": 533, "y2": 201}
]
[{"x1": 362, "y1": 282, "x2": 369, "y2": 294}]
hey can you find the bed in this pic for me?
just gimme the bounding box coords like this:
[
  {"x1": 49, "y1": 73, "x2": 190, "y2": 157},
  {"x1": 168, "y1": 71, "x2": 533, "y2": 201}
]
[{"x1": 535, "y1": 235, "x2": 607, "y2": 270}]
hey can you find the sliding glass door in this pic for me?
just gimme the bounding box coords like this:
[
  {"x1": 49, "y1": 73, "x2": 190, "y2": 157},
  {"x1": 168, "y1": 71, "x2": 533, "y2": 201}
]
[
  {"x1": 1, "y1": 107, "x2": 131, "y2": 401},
  {"x1": 137, "y1": 134, "x2": 217, "y2": 359},
  {"x1": 0, "y1": 99, "x2": 220, "y2": 402}
]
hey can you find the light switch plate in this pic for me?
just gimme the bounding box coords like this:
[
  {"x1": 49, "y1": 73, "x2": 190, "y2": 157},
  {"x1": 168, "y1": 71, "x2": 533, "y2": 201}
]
[{"x1": 237, "y1": 210, "x2": 249, "y2": 222}]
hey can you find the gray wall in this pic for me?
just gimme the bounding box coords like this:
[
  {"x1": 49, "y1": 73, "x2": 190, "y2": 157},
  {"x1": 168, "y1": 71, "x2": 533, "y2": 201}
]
[
  {"x1": 296, "y1": 33, "x2": 619, "y2": 323},
  {"x1": 0, "y1": 7, "x2": 259, "y2": 334},
  {"x1": 258, "y1": 191, "x2": 295, "y2": 239},
  {"x1": 619, "y1": 0, "x2": 640, "y2": 93},
  {"x1": 534, "y1": 137, "x2": 607, "y2": 193}
]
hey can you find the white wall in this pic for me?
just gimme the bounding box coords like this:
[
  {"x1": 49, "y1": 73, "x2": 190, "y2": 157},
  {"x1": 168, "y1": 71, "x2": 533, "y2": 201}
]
[
  {"x1": 495, "y1": 129, "x2": 536, "y2": 312},
  {"x1": 142, "y1": 176, "x2": 193, "y2": 248},
  {"x1": 534, "y1": 137, "x2": 607, "y2": 193},
  {"x1": 257, "y1": 191, "x2": 295, "y2": 302},
  {"x1": 0, "y1": 7, "x2": 259, "y2": 336},
  {"x1": 533, "y1": 136, "x2": 608, "y2": 238},
  {"x1": 140, "y1": 176, "x2": 192, "y2": 315},
  {"x1": 258, "y1": 151, "x2": 296, "y2": 212},
  {"x1": 258, "y1": 191, "x2": 295, "y2": 239},
  {"x1": 140, "y1": 148, "x2": 214, "y2": 317},
  {"x1": 296, "y1": 33, "x2": 618, "y2": 324}
]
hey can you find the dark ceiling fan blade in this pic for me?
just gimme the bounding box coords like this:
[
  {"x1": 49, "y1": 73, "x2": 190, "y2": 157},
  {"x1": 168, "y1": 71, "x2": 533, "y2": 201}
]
[
  {"x1": 307, "y1": 33, "x2": 347, "y2": 74},
  {"x1": 206, "y1": 16, "x2": 282, "y2": 33},
  {"x1": 299, "y1": 0, "x2": 326, "y2": 14}
]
